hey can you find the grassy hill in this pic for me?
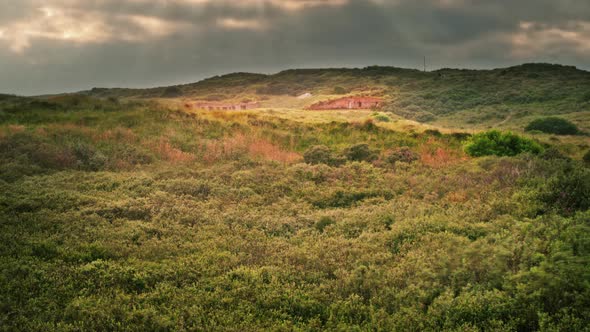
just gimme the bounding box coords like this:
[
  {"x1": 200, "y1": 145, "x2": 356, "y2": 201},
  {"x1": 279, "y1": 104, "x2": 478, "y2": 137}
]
[
  {"x1": 79, "y1": 63, "x2": 590, "y2": 132},
  {"x1": 1, "y1": 65, "x2": 590, "y2": 331}
]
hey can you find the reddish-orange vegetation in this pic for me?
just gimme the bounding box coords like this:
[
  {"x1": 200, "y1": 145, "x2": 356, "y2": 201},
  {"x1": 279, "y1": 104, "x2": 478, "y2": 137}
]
[
  {"x1": 202, "y1": 133, "x2": 301, "y2": 164},
  {"x1": 445, "y1": 190, "x2": 469, "y2": 203},
  {"x1": 419, "y1": 139, "x2": 467, "y2": 168},
  {"x1": 307, "y1": 96, "x2": 382, "y2": 110},
  {"x1": 247, "y1": 139, "x2": 301, "y2": 164},
  {"x1": 151, "y1": 138, "x2": 196, "y2": 164},
  {"x1": 7, "y1": 124, "x2": 25, "y2": 134},
  {"x1": 93, "y1": 127, "x2": 138, "y2": 143},
  {"x1": 34, "y1": 127, "x2": 48, "y2": 137},
  {"x1": 420, "y1": 148, "x2": 452, "y2": 167}
]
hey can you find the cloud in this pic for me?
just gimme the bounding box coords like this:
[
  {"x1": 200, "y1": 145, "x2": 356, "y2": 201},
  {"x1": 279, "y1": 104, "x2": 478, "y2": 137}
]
[
  {"x1": 511, "y1": 20, "x2": 590, "y2": 58},
  {"x1": 0, "y1": 4, "x2": 195, "y2": 53},
  {"x1": 0, "y1": 0, "x2": 589, "y2": 95},
  {"x1": 217, "y1": 18, "x2": 268, "y2": 30}
]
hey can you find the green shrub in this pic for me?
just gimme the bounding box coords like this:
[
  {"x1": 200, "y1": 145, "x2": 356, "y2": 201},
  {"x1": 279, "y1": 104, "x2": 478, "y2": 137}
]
[
  {"x1": 163, "y1": 179, "x2": 211, "y2": 199},
  {"x1": 540, "y1": 166, "x2": 590, "y2": 215},
  {"x1": 343, "y1": 143, "x2": 377, "y2": 162},
  {"x1": 525, "y1": 117, "x2": 579, "y2": 135},
  {"x1": 584, "y1": 150, "x2": 590, "y2": 165},
  {"x1": 424, "y1": 129, "x2": 442, "y2": 137},
  {"x1": 540, "y1": 147, "x2": 570, "y2": 161},
  {"x1": 71, "y1": 142, "x2": 107, "y2": 171},
  {"x1": 373, "y1": 113, "x2": 391, "y2": 122},
  {"x1": 464, "y1": 130, "x2": 543, "y2": 157},
  {"x1": 386, "y1": 147, "x2": 419, "y2": 164},
  {"x1": 451, "y1": 132, "x2": 472, "y2": 140},
  {"x1": 313, "y1": 190, "x2": 392, "y2": 208},
  {"x1": 304, "y1": 145, "x2": 342, "y2": 166},
  {"x1": 315, "y1": 217, "x2": 335, "y2": 233}
]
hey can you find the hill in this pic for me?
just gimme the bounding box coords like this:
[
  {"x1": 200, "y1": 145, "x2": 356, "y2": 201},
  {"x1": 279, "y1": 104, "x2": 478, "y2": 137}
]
[
  {"x1": 79, "y1": 63, "x2": 590, "y2": 131},
  {"x1": 1, "y1": 65, "x2": 590, "y2": 330}
]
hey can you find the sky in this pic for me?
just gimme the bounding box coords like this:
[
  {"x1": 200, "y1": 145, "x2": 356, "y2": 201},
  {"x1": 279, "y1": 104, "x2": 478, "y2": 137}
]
[{"x1": 1, "y1": 0, "x2": 590, "y2": 96}]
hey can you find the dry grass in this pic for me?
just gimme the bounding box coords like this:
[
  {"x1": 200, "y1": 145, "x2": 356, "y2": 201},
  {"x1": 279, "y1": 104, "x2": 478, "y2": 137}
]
[
  {"x1": 93, "y1": 127, "x2": 138, "y2": 143},
  {"x1": 7, "y1": 124, "x2": 25, "y2": 134},
  {"x1": 151, "y1": 137, "x2": 196, "y2": 164},
  {"x1": 419, "y1": 138, "x2": 467, "y2": 168},
  {"x1": 247, "y1": 139, "x2": 301, "y2": 164},
  {"x1": 202, "y1": 133, "x2": 301, "y2": 164}
]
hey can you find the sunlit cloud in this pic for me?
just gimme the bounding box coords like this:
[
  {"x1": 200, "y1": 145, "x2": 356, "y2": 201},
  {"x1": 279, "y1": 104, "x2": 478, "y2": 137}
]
[
  {"x1": 125, "y1": 15, "x2": 194, "y2": 39},
  {"x1": 0, "y1": 0, "x2": 352, "y2": 52},
  {"x1": 177, "y1": 0, "x2": 350, "y2": 11},
  {"x1": 217, "y1": 18, "x2": 268, "y2": 31},
  {"x1": 266, "y1": 0, "x2": 349, "y2": 11},
  {"x1": 0, "y1": 5, "x2": 193, "y2": 53},
  {"x1": 119, "y1": 0, "x2": 349, "y2": 11},
  {"x1": 0, "y1": 7, "x2": 108, "y2": 52},
  {"x1": 511, "y1": 21, "x2": 590, "y2": 58}
]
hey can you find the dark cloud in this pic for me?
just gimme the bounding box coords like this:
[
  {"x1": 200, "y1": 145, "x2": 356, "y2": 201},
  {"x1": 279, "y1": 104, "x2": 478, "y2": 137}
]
[{"x1": 0, "y1": 0, "x2": 589, "y2": 95}]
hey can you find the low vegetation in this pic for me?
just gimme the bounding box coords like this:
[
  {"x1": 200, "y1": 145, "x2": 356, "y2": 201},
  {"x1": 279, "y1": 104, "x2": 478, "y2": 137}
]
[
  {"x1": 80, "y1": 63, "x2": 590, "y2": 131},
  {"x1": 525, "y1": 116, "x2": 580, "y2": 135},
  {"x1": 464, "y1": 130, "x2": 543, "y2": 157},
  {"x1": 1, "y1": 75, "x2": 589, "y2": 330}
]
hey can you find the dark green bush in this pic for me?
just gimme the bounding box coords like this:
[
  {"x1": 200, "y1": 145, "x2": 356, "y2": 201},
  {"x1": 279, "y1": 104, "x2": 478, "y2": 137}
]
[
  {"x1": 373, "y1": 113, "x2": 391, "y2": 122},
  {"x1": 583, "y1": 150, "x2": 590, "y2": 166},
  {"x1": 71, "y1": 142, "x2": 107, "y2": 171},
  {"x1": 304, "y1": 145, "x2": 342, "y2": 166},
  {"x1": 163, "y1": 179, "x2": 211, "y2": 199},
  {"x1": 424, "y1": 129, "x2": 442, "y2": 137},
  {"x1": 540, "y1": 165, "x2": 590, "y2": 215},
  {"x1": 525, "y1": 117, "x2": 579, "y2": 135},
  {"x1": 313, "y1": 190, "x2": 392, "y2": 208},
  {"x1": 464, "y1": 130, "x2": 543, "y2": 157},
  {"x1": 539, "y1": 147, "x2": 570, "y2": 161},
  {"x1": 451, "y1": 132, "x2": 472, "y2": 140},
  {"x1": 386, "y1": 147, "x2": 419, "y2": 164},
  {"x1": 343, "y1": 143, "x2": 377, "y2": 162},
  {"x1": 315, "y1": 217, "x2": 335, "y2": 233}
]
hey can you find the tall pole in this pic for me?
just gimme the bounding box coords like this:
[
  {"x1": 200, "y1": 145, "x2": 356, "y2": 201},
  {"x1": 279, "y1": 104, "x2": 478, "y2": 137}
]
[{"x1": 423, "y1": 56, "x2": 426, "y2": 72}]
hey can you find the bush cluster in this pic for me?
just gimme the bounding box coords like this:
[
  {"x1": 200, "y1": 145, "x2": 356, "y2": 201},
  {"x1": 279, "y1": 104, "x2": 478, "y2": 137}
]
[
  {"x1": 540, "y1": 164, "x2": 590, "y2": 215},
  {"x1": 304, "y1": 143, "x2": 378, "y2": 165},
  {"x1": 386, "y1": 147, "x2": 419, "y2": 164},
  {"x1": 464, "y1": 130, "x2": 543, "y2": 157},
  {"x1": 303, "y1": 145, "x2": 343, "y2": 166},
  {"x1": 525, "y1": 117, "x2": 580, "y2": 135},
  {"x1": 343, "y1": 143, "x2": 378, "y2": 162}
]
